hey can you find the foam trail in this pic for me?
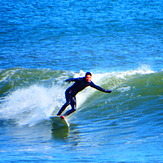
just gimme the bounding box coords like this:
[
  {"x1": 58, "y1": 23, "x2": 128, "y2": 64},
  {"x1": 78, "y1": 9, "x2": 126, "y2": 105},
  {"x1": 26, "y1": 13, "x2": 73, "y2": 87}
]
[{"x1": 0, "y1": 85, "x2": 65, "y2": 126}]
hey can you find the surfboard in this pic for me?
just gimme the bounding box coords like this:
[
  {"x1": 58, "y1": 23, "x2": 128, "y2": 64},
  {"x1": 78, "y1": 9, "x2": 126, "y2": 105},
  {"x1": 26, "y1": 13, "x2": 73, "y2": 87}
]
[{"x1": 50, "y1": 116, "x2": 70, "y2": 128}]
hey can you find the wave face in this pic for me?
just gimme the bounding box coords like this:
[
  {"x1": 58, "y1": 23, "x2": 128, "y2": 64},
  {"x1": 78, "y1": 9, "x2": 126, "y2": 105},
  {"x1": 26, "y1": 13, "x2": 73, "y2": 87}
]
[
  {"x1": 0, "y1": 67, "x2": 162, "y2": 127},
  {"x1": 0, "y1": 68, "x2": 162, "y2": 161}
]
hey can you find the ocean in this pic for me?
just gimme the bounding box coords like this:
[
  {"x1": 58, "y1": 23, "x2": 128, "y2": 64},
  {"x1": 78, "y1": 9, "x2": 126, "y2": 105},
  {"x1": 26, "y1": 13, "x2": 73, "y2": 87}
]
[{"x1": 0, "y1": 0, "x2": 163, "y2": 162}]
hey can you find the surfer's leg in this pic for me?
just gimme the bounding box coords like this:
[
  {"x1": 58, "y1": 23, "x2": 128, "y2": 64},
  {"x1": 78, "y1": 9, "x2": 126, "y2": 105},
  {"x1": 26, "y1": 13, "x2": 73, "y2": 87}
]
[
  {"x1": 64, "y1": 96, "x2": 76, "y2": 116},
  {"x1": 57, "y1": 90, "x2": 71, "y2": 116},
  {"x1": 57, "y1": 102, "x2": 69, "y2": 115}
]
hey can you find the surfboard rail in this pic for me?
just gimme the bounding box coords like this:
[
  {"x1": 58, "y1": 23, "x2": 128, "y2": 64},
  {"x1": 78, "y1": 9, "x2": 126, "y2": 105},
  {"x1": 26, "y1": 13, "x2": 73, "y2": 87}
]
[{"x1": 50, "y1": 115, "x2": 70, "y2": 128}]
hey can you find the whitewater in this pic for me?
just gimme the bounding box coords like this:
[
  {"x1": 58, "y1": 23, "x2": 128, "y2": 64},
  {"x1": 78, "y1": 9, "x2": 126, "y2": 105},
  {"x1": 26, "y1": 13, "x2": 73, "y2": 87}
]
[
  {"x1": 0, "y1": 67, "x2": 156, "y2": 125},
  {"x1": 0, "y1": 67, "x2": 162, "y2": 162}
]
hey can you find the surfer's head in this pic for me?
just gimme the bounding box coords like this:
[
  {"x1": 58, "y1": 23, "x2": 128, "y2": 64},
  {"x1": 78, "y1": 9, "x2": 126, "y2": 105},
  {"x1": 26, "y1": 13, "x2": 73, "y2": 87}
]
[{"x1": 85, "y1": 72, "x2": 92, "y2": 82}]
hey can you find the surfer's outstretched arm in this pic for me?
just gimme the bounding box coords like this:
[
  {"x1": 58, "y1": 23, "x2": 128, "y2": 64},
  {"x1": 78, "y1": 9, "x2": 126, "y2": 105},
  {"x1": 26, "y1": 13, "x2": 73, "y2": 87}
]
[{"x1": 90, "y1": 82, "x2": 112, "y2": 93}]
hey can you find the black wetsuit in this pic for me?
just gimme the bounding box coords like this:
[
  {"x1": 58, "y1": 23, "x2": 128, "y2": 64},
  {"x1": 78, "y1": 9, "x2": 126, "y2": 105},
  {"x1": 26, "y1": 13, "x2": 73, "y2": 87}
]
[{"x1": 57, "y1": 77, "x2": 111, "y2": 116}]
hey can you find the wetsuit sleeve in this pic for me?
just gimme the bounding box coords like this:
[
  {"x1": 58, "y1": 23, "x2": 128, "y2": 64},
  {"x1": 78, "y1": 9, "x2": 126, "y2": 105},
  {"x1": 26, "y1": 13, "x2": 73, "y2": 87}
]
[
  {"x1": 65, "y1": 78, "x2": 78, "y2": 83},
  {"x1": 90, "y1": 82, "x2": 112, "y2": 93}
]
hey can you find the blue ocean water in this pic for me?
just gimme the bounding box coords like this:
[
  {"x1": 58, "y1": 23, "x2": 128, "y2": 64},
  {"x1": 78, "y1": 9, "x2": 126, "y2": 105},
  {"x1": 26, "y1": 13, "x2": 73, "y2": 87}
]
[{"x1": 0, "y1": 0, "x2": 163, "y2": 162}]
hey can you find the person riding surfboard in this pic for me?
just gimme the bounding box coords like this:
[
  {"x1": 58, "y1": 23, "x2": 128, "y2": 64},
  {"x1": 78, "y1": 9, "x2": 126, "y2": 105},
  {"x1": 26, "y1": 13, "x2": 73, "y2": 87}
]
[{"x1": 57, "y1": 72, "x2": 112, "y2": 117}]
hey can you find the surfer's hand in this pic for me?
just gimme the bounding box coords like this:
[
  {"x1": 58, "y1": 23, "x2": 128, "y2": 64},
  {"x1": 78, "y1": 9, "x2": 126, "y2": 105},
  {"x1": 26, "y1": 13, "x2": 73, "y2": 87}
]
[
  {"x1": 106, "y1": 90, "x2": 112, "y2": 93},
  {"x1": 64, "y1": 79, "x2": 71, "y2": 83}
]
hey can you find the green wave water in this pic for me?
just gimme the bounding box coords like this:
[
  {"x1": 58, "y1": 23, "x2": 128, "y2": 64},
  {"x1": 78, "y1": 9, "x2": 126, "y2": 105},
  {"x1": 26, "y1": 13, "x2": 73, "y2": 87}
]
[
  {"x1": 0, "y1": 67, "x2": 162, "y2": 125},
  {"x1": 0, "y1": 67, "x2": 162, "y2": 161}
]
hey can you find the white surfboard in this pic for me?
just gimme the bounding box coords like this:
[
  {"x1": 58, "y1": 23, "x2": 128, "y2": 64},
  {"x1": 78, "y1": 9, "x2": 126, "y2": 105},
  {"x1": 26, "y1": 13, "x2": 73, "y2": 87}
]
[{"x1": 50, "y1": 116, "x2": 70, "y2": 128}]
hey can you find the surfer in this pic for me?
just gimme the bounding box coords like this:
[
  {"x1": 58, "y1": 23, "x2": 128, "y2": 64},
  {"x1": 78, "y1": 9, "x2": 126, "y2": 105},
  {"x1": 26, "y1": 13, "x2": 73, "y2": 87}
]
[{"x1": 57, "y1": 72, "x2": 112, "y2": 116}]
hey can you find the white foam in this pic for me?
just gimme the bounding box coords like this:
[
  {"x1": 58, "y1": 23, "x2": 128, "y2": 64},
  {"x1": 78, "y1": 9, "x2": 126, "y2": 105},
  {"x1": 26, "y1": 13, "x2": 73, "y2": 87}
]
[
  {"x1": 0, "y1": 85, "x2": 65, "y2": 126},
  {"x1": 113, "y1": 65, "x2": 154, "y2": 79},
  {"x1": 0, "y1": 66, "x2": 155, "y2": 126}
]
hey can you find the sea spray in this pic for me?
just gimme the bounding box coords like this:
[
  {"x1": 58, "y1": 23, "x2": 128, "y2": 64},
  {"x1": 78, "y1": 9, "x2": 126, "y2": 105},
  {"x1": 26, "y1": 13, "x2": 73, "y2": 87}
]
[{"x1": 0, "y1": 85, "x2": 65, "y2": 126}]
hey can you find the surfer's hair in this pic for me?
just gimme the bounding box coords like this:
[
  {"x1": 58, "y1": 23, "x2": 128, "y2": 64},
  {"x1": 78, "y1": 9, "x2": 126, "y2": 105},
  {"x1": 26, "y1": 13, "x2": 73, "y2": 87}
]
[{"x1": 85, "y1": 72, "x2": 92, "y2": 76}]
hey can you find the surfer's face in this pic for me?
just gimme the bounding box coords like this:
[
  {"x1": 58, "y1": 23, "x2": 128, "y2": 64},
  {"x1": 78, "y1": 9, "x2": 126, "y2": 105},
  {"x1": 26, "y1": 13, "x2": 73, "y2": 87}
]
[{"x1": 85, "y1": 75, "x2": 92, "y2": 82}]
